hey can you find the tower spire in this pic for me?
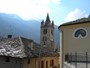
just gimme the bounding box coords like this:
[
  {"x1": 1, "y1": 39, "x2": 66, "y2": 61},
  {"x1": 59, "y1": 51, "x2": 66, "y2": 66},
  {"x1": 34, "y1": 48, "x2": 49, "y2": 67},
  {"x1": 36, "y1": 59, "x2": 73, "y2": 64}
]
[{"x1": 45, "y1": 13, "x2": 51, "y2": 26}]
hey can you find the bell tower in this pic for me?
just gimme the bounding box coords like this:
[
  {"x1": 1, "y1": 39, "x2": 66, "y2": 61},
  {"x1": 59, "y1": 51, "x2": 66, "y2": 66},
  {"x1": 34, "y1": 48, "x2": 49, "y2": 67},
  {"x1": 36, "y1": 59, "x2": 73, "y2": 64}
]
[{"x1": 40, "y1": 14, "x2": 54, "y2": 50}]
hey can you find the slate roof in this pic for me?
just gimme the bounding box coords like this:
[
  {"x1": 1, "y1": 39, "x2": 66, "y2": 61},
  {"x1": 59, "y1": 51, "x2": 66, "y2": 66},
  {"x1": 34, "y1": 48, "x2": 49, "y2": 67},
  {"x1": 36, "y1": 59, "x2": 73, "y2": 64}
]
[
  {"x1": 0, "y1": 37, "x2": 59, "y2": 58},
  {"x1": 59, "y1": 16, "x2": 90, "y2": 28}
]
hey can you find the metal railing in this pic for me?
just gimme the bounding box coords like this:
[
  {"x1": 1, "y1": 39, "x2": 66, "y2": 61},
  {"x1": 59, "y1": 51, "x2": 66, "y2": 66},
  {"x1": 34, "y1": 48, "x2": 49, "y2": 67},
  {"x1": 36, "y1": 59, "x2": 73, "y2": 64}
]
[{"x1": 65, "y1": 52, "x2": 90, "y2": 68}]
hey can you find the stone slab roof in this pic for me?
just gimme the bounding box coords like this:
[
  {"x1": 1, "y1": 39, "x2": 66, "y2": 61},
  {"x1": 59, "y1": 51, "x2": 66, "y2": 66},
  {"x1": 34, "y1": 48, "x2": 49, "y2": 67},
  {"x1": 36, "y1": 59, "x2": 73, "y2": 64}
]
[{"x1": 0, "y1": 37, "x2": 59, "y2": 58}]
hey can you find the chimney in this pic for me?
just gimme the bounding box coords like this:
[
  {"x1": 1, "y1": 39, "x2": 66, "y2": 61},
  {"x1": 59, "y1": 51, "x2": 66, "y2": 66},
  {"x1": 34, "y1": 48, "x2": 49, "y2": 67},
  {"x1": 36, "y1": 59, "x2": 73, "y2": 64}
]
[{"x1": 8, "y1": 35, "x2": 12, "y2": 38}]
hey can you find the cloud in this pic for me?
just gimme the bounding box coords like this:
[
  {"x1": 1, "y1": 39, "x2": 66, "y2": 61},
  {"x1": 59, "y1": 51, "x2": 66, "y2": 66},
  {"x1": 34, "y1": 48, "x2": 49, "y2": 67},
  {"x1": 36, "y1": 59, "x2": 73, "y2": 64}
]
[
  {"x1": 0, "y1": 0, "x2": 60, "y2": 20},
  {"x1": 50, "y1": 0, "x2": 60, "y2": 4},
  {"x1": 65, "y1": 8, "x2": 88, "y2": 21}
]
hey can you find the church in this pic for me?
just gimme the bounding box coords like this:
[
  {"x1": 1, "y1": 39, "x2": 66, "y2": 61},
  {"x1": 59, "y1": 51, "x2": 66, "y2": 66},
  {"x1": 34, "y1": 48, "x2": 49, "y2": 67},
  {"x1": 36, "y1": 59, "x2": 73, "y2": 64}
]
[
  {"x1": 0, "y1": 14, "x2": 59, "y2": 68},
  {"x1": 58, "y1": 16, "x2": 90, "y2": 68},
  {"x1": 40, "y1": 14, "x2": 54, "y2": 50}
]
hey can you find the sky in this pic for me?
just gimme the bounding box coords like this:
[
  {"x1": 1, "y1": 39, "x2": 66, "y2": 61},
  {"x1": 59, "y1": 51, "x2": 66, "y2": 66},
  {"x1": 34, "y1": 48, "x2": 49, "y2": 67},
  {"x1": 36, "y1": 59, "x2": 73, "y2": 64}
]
[{"x1": 0, "y1": 0, "x2": 90, "y2": 26}]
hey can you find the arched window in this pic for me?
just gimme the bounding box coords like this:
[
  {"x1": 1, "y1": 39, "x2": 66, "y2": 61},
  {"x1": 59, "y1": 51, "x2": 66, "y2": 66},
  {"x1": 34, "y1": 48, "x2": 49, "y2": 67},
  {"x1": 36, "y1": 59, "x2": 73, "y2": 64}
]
[
  {"x1": 41, "y1": 61, "x2": 44, "y2": 68},
  {"x1": 43, "y1": 29, "x2": 47, "y2": 34},
  {"x1": 74, "y1": 29, "x2": 87, "y2": 38}
]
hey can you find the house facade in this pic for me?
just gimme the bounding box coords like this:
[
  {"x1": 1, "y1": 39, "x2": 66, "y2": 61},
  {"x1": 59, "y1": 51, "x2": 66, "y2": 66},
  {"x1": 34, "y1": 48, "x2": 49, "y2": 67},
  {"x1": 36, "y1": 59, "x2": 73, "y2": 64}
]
[
  {"x1": 0, "y1": 36, "x2": 59, "y2": 68},
  {"x1": 23, "y1": 57, "x2": 59, "y2": 68},
  {"x1": 0, "y1": 56, "x2": 22, "y2": 68},
  {"x1": 58, "y1": 16, "x2": 90, "y2": 68}
]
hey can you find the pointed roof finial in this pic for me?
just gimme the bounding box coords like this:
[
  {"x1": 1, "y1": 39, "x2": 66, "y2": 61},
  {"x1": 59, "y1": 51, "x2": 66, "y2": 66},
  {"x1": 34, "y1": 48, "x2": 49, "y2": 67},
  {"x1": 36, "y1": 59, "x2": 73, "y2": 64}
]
[
  {"x1": 88, "y1": 15, "x2": 90, "y2": 18},
  {"x1": 41, "y1": 20, "x2": 44, "y2": 26},
  {"x1": 45, "y1": 13, "x2": 51, "y2": 26},
  {"x1": 46, "y1": 13, "x2": 50, "y2": 22},
  {"x1": 52, "y1": 20, "x2": 54, "y2": 28}
]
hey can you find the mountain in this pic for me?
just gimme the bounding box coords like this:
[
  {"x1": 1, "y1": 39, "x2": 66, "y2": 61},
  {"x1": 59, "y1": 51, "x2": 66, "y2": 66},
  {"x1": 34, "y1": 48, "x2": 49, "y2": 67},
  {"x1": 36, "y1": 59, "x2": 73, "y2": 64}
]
[{"x1": 0, "y1": 13, "x2": 60, "y2": 48}]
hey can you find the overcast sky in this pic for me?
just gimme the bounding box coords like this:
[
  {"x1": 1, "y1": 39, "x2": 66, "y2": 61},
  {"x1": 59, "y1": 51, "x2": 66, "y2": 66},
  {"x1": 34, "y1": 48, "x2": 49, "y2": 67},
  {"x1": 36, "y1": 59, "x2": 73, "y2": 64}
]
[{"x1": 0, "y1": 0, "x2": 90, "y2": 25}]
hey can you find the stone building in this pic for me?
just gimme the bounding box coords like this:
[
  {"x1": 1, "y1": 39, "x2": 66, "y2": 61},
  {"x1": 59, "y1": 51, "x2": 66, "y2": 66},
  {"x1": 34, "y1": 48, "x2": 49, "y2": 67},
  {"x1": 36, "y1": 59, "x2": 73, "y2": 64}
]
[
  {"x1": 41, "y1": 14, "x2": 54, "y2": 50},
  {"x1": 58, "y1": 16, "x2": 90, "y2": 68}
]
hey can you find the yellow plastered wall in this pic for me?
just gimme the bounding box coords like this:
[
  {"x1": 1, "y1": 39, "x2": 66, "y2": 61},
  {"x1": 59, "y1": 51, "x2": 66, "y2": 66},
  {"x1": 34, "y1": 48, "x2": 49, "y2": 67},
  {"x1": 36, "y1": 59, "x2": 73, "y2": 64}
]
[
  {"x1": 59, "y1": 22, "x2": 90, "y2": 68},
  {"x1": 61, "y1": 23, "x2": 90, "y2": 54},
  {"x1": 23, "y1": 56, "x2": 59, "y2": 68}
]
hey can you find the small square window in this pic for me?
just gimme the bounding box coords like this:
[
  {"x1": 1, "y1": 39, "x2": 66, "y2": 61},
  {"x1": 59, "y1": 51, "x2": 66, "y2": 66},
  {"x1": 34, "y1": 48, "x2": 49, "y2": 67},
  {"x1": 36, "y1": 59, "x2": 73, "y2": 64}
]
[{"x1": 5, "y1": 57, "x2": 10, "y2": 62}]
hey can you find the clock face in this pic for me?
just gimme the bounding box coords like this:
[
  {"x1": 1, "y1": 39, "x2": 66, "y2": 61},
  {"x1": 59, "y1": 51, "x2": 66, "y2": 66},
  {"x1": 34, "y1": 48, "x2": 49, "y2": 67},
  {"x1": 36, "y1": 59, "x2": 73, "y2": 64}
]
[{"x1": 74, "y1": 28, "x2": 87, "y2": 38}]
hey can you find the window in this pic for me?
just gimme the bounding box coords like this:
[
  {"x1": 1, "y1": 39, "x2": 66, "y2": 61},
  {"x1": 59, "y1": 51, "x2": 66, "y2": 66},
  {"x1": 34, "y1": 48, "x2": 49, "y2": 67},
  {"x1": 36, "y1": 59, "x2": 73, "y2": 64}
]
[
  {"x1": 16, "y1": 60, "x2": 17, "y2": 64},
  {"x1": 50, "y1": 59, "x2": 54, "y2": 66},
  {"x1": 44, "y1": 42, "x2": 46, "y2": 45},
  {"x1": 43, "y1": 37, "x2": 47, "y2": 41},
  {"x1": 5, "y1": 57, "x2": 10, "y2": 62},
  {"x1": 41, "y1": 61, "x2": 44, "y2": 68},
  {"x1": 46, "y1": 61, "x2": 48, "y2": 68},
  {"x1": 51, "y1": 30, "x2": 53, "y2": 35},
  {"x1": 28, "y1": 59, "x2": 30, "y2": 64},
  {"x1": 38, "y1": 62, "x2": 40, "y2": 68},
  {"x1": 44, "y1": 37, "x2": 47, "y2": 41},
  {"x1": 43, "y1": 29, "x2": 47, "y2": 34},
  {"x1": 74, "y1": 29, "x2": 87, "y2": 38},
  {"x1": 43, "y1": 36, "x2": 47, "y2": 45}
]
